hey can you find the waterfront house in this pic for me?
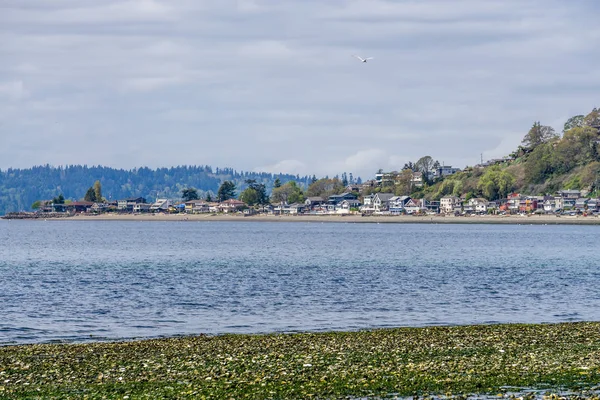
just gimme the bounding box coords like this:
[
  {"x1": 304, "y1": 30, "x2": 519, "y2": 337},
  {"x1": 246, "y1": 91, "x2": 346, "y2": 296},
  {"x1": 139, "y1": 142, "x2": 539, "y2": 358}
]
[
  {"x1": 117, "y1": 197, "x2": 146, "y2": 211},
  {"x1": 304, "y1": 197, "x2": 325, "y2": 210},
  {"x1": 67, "y1": 201, "x2": 94, "y2": 213},
  {"x1": 185, "y1": 200, "x2": 210, "y2": 214},
  {"x1": 91, "y1": 202, "x2": 109, "y2": 213},
  {"x1": 404, "y1": 198, "x2": 424, "y2": 214},
  {"x1": 328, "y1": 192, "x2": 358, "y2": 205},
  {"x1": 574, "y1": 198, "x2": 589, "y2": 212},
  {"x1": 388, "y1": 196, "x2": 411, "y2": 214},
  {"x1": 286, "y1": 203, "x2": 306, "y2": 214},
  {"x1": 587, "y1": 198, "x2": 599, "y2": 213},
  {"x1": 51, "y1": 203, "x2": 67, "y2": 213},
  {"x1": 133, "y1": 203, "x2": 151, "y2": 213},
  {"x1": 219, "y1": 199, "x2": 246, "y2": 213},
  {"x1": 150, "y1": 199, "x2": 171, "y2": 212},
  {"x1": 440, "y1": 196, "x2": 460, "y2": 214},
  {"x1": 371, "y1": 192, "x2": 395, "y2": 213},
  {"x1": 470, "y1": 198, "x2": 489, "y2": 214},
  {"x1": 543, "y1": 197, "x2": 558, "y2": 213},
  {"x1": 337, "y1": 199, "x2": 359, "y2": 214}
]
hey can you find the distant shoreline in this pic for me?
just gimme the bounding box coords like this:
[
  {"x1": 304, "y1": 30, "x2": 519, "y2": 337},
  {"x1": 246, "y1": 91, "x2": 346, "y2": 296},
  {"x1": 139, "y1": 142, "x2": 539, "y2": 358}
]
[{"x1": 6, "y1": 212, "x2": 600, "y2": 225}]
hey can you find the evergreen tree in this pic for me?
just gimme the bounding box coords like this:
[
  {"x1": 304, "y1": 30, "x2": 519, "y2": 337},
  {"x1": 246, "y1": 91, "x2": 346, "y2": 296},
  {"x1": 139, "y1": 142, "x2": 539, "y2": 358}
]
[
  {"x1": 181, "y1": 187, "x2": 199, "y2": 201},
  {"x1": 84, "y1": 187, "x2": 97, "y2": 202},
  {"x1": 93, "y1": 180, "x2": 102, "y2": 202},
  {"x1": 217, "y1": 181, "x2": 236, "y2": 201}
]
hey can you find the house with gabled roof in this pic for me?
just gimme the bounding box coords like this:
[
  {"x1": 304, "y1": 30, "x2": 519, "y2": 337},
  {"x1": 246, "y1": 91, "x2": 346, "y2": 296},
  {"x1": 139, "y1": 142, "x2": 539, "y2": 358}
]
[
  {"x1": 574, "y1": 198, "x2": 589, "y2": 211},
  {"x1": 304, "y1": 197, "x2": 325, "y2": 210},
  {"x1": 67, "y1": 201, "x2": 94, "y2": 213},
  {"x1": 219, "y1": 199, "x2": 246, "y2": 213},
  {"x1": 557, "y1": 189, "x2": 581, "y2": 199},
  {"x1": 328, "y1": 192, "x2": 358, "y2": 205},
  {"x1": 388, "y1": 196, "x2": 411, "y2": 214}
]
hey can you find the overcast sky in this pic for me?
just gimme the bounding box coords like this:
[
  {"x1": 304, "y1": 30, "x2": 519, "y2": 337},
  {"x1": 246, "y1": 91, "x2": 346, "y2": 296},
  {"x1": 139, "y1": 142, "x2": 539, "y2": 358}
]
[{"x1": 1, "y1": 0, "x2": 599, "y2": 180}]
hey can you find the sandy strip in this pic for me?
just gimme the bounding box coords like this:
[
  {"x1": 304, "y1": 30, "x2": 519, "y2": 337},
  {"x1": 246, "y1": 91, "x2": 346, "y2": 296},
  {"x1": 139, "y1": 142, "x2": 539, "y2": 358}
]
[{"x1": 39, "y1": 213, "x2": 600, "y2": 225}]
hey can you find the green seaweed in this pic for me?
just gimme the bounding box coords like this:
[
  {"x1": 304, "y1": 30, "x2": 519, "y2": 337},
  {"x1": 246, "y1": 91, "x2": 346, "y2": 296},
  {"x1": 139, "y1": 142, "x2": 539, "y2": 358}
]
[{"x1": 1, "y1": 323, "x2": 600, "y2": 399}]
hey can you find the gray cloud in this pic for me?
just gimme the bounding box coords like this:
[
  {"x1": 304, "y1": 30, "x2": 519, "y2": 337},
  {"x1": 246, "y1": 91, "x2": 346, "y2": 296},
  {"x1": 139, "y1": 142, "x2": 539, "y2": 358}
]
[{"x1": 1, "y1": 0, "x2": 599, "y2": 179}]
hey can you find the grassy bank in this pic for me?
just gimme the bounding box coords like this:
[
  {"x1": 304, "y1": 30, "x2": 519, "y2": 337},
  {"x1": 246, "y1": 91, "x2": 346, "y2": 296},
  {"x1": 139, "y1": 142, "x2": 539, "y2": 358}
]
[{"x1": 2, "y1": 323, "x2": 600, "y2": 399}]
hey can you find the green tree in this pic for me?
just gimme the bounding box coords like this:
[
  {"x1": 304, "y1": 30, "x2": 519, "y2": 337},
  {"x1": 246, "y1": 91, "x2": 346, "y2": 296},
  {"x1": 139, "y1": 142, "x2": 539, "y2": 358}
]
[
  {"x1": 217, "y1": 181, "x2": 236, "y2": 201},
  {"x1": 477, "y1": 166, "x2": 515, "y2": 200},
  {"x1": 93, "y1": 180, "x2": 103, "y2": 202},
  {"x1": 415, "y1": 156, "x2": 434, "y2": 174},
  {"x1": 563, "y1": 115, "x2": 584, "y2": 133},
  {"x1": 306, "y1": 178, "x2": 344, "y2": 198},
  {"x1": 31, "y1": 200, "x2": 42, "y2": 210},
  {"x1": 393, "y1": 170, "x2": 413, "y2": 196},
  {"x1": 341, "y1": 172, "x2": 348, "y2": 187},
  {"x1": 522, "y1": 122, "x2": 557, "y2": 150},
  {"x1": 181, "y1": 187, "x2": 199, "y2": 201},
  {"x1": 271, "y1": 181, "x2": 305, "y2": 204},
  {"x1": 206, "y1": 193, "x2": 213, "y2": 202},
  {"x1": 524, "y1": 142, "x2": 555, "y2": 183},
  {"x1": 273, "y1": 178, "x2": 282, "y2": 188},
  {"x1": 584, "y1": 107, "x2": 600, "y2": 127},
  {"x1": 239, "y1": 179, "x2": 268, "y2": 206},
  {"x1": 84, "y1": 187, "x2": 97, "y2": 202},
  {"x1": 52, "y1": 194, "x2": 65, "y2": 204}
]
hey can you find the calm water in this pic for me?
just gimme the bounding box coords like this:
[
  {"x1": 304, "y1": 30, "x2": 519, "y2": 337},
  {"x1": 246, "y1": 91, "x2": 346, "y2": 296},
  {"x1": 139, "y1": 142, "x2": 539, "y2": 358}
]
[{"x1": 1, "y1": 219, "x2": 599, "y2": 345}]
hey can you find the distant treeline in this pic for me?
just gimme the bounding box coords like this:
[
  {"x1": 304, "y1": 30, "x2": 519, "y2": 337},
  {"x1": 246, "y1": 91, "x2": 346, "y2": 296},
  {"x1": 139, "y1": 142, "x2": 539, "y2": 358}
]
[{"x1": 0, "y1": 165, "x2": 319, "y2": 215}]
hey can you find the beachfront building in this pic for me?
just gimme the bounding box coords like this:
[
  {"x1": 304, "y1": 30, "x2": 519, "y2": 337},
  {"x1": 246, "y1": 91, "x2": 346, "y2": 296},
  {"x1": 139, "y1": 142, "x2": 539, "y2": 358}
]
[
  {"x1": 117, "y1": 197, "x2": 146, "y2": 211},
  {"x1": 219, "y1": 199, "x2": 246, "y2": 213},
  {"x1": 440, "y1": 196, "x2": 460, "y2": 214},
  {"x1": 150, "y1": 199, "x2": 171, "y2": 212},
  {"x1": 185, "y1": 200, "x2": 210, "y2": 214}
]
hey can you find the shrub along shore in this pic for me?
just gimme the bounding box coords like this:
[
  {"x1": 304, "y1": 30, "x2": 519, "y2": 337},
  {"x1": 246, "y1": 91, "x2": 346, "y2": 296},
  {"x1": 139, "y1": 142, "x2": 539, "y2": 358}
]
[{"x1": 2, "y1": 322, "x2": 600, "y2": 399}]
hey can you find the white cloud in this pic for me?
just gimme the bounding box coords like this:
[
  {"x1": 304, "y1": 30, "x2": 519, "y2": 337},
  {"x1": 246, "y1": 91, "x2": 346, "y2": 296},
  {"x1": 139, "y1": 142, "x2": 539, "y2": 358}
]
[
  {"x1": 255, "y1": 159, "x2": 308, "y2": 175},
  {"x1": 0, "y1": 0, "x2": 599, "y2": 180},
  {"x1": 0, "y1": 80, "x2": 29, "y2": 100}
]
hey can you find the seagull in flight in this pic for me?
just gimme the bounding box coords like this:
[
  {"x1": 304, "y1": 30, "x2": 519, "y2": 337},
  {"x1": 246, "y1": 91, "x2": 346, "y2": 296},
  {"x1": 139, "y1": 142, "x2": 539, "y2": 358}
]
[{"x1": 353, "y1": 55, "x2": 373, "y2": 63}]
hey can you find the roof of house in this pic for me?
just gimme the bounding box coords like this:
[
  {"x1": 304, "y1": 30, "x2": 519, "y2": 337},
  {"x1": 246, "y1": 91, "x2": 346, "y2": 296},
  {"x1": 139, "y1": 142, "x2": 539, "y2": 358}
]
[{"x1": 375, "y1": 193, "x2": 394, "y2": 201}]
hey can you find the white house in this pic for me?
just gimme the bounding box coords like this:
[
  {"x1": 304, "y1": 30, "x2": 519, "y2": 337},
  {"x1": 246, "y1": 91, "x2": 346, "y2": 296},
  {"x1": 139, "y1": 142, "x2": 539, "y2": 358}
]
[
  {"x1": 150, "y1": 199, "x2": 171, "y2": 212},
  {"x1": 440, "y1": 196, "x2": 461, "y2": 214}
]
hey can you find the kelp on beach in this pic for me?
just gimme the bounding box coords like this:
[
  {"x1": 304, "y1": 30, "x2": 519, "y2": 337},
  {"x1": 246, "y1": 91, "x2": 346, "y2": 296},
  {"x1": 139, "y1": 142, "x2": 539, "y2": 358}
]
[{"x1": 1, "y1": 322, "x2": 600, "y2": 399}]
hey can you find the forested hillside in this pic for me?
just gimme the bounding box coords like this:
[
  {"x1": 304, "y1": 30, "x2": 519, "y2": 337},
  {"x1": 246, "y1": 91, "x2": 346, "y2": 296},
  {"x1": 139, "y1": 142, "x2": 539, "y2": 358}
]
[
  {"x1": 0, "y1": 165, "x2": 312, "y2": 215},
  {"x1": 412, "y1": 107, "x2": 600, "y2": 201}
]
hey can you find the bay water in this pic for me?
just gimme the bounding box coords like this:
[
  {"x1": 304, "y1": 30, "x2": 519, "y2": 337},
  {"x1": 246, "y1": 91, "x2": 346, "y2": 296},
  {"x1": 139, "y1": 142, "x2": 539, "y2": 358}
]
[{"x1": 1, "y1": 219, "x2": 599, "y2": 345}]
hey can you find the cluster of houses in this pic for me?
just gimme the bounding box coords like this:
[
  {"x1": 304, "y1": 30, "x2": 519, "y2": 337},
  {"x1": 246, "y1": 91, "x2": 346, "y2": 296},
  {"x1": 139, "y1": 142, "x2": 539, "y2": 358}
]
[
  {"x1": 439, "y1": 190, "x2": 600, "y2": 215},
  {"x1": 38, "y1": 187, "x2": 600, "y2": 218}
]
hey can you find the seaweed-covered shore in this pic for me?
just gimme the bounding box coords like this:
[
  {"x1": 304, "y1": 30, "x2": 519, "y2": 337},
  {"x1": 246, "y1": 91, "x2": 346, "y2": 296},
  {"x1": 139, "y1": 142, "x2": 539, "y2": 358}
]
[{"x1": 2, "y1": 322, "x2": 600, "y2": 399}]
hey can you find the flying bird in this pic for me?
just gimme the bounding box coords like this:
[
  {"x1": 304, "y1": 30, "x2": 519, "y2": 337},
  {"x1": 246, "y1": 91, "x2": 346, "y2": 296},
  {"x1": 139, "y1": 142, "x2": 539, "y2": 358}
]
[{"x1": 353, "y1": 55, "x2": 373, "y2": 63}]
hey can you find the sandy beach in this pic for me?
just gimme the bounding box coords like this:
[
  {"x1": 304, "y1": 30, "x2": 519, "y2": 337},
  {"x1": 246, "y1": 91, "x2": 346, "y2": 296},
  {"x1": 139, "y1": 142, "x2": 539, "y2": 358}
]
[{"x1": 49, "y1": 212, "x2": 600, "y2": 225}]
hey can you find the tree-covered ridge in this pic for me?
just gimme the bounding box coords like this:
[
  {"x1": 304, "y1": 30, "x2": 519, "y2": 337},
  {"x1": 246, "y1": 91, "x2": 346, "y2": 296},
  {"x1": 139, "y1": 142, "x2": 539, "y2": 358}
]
[
  {"x1": 0, "y1": 165, "x2": 313, "y2": 215},
  {"x1": 379, "y1": 107, "x2": 600, "y2": 202}
]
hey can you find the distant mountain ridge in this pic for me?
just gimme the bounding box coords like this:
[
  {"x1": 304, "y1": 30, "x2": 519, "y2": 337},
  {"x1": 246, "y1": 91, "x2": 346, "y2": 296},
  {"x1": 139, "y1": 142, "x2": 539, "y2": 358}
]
[{"x1": 0, "y1": 164, "x2": 312, "y2": 215}]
